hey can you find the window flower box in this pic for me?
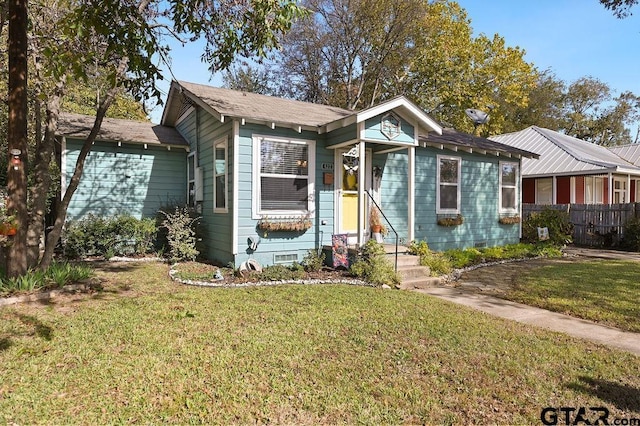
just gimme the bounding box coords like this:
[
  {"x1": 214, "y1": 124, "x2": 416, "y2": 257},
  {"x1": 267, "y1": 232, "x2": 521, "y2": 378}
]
[
  {"x1": 437, "y1": 214, "x2": 464, "y2": 227},
  {"x1": 257, "y1": 216, "x2": 312, "y2": 233},
  {"x1": 499, "y1": 215, "x2": 520, "y2": 225}
]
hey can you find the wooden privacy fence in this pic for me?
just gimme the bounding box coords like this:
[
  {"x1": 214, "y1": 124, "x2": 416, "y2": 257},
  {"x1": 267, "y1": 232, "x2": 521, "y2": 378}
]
[{"x1": 523, "y1": 203, "x2": 640, "y2": 247}]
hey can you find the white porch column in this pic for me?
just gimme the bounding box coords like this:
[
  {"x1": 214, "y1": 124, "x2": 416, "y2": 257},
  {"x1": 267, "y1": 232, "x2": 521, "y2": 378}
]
[
  {"x1": 627, "y1": 174, "x2": 631, "y2": 203},
  {"x1": 552, "y1": 176, "x2": 557, "y2": 204},
  {"x1": 608, "y1": 172, "x2": 613, "y2": 205},
  {"x1": 408, "y1": 146, "x2": 415, "y2": 242},
  {"x1": 357, "y1": 140, "x2": 366, "y2": 246}
]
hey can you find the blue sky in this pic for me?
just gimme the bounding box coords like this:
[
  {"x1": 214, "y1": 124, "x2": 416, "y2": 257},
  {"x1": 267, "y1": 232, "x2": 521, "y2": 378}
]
[{"x1": 149, "y1": 1, "x2": 640, "y2": 125}]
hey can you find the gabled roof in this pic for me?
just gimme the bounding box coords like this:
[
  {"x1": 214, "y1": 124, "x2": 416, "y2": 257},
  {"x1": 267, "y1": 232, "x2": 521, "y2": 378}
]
[
  {"x1": 490, "y1": 126, "x2": 640, "y2": 177},
  {"x1": 163, "y1": 81, "x2": 354, "y2": 132},
  {"x1": 422, "y1": 128, "x2": 538, "y2": 158},
  {"x1": 58, "y1": 112, "x2": 188, "y2": 148},
  {"x1": 162, "y1": 81, "x2": 442, "y2": 136}
]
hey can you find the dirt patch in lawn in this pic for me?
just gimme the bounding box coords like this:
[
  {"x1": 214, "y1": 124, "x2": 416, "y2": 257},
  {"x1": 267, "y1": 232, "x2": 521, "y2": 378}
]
[{"x1": 450, "y1": 257, "x2": 576, "y2": 296}]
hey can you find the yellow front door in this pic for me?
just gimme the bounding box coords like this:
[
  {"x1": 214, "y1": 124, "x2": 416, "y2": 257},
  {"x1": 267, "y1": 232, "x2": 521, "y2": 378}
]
[{"x1": 337, "y1": 147, "x2": 371, "y2": 242}]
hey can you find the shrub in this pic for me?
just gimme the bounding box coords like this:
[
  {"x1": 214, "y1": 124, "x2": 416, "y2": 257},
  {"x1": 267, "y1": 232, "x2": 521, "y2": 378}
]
[
  {"x1": 302, "y1": 249, "x2": 325, "y2": 272},
  {"x1": 63, "y1": 214, "x2": 157, "y2": 259},
  {"x1": 522, "y1": 208, "x2": 573, "y2": 245},
  {"x1": 444, "y1": 248, "x2": 483, "y2": 269},
  {"x1": 408, "y1": 240, "x2": 453, "y2": 276},
  {"x1": 621, "y1": 217, "x2": 640, "y2": 252},
  {"x1": 349, "y1": 240, "x2": 399, "y2": 286},
  {"x1": 159, "y1": 206, "x2": 201, "y2": 262},
  {"x1": 259, "y1": 264, "x2": 306, "y2": 281}
]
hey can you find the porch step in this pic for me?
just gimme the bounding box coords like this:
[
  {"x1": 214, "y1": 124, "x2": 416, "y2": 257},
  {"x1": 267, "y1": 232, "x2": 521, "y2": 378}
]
[
  {"x1": 398, "y1": 276, "x2": 445, "y2": 290},
  {"x1": 385, "y1": 252, "x2": 421, "y2": 267}
]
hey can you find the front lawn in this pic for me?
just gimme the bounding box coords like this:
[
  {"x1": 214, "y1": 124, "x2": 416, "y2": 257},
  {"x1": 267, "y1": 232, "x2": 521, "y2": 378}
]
[
  {"x1": 505, "y1": 259, "x2": 640, "y2": 333},
  {"x1": 0, "y1": 261, "x2": 638, "y2": 424}
]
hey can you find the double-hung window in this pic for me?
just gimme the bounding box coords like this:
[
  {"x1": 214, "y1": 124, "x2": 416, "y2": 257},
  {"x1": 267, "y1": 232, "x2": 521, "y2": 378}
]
[
  {"x1": 253, "y1": 136, "x2": 315, "y2": 217},
  {"x1": 214, "y1": 137, "x2": 228, "y2": 213},
  {"x1": 437, "y1": 155, "x2": 461, "y2": 214},
  {"x1": 499, "y1": 161, "x2": 519, "y2": 212}
]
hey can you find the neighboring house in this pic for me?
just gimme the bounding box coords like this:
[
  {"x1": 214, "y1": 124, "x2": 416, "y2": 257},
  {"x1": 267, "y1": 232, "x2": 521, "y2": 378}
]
[
  {"x1": 491, "y1": 126, "x2": 640, "y2": 205},
  {"x1": 609, "y1": 144, "x2": 640, "y2": 202},
  {"x1": 59, "y1": 81, "x2": 536, "y2": 267}
]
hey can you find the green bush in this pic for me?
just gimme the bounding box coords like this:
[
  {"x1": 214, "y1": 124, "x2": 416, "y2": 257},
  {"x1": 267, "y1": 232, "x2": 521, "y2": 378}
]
[
  {"x1": 522, "y1": 208, "x2": 573, "y2": 245},
  {"x1": 259, "y1": 264, "x2": 306, "y2": 281},
  {"x1": 408, "y1": 240, "x2": 453, "y2": 276},
  {"x1": 444, "y1": 248, "x2": 483, "y2": 269},
  {"x1": 621, "y1": 217, "x2": 640, "y2": 251},
  {"x1": 350, "y1": 240, "x2": 399, "y2": 286},
  {"x1": 159, "y1": 206, "x2": 201, "y2": 262},
  {"x1": 302, "y1": 250, "x2": 325, "y2": 272},
  {"x1": 63, "y1": 214, "x2": 157, "y2": 259}
]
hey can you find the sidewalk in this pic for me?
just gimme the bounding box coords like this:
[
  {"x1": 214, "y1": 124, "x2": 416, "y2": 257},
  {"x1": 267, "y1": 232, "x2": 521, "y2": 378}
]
[{"x1": 415, "y1": 286, "x2": 640, "y2": 356}]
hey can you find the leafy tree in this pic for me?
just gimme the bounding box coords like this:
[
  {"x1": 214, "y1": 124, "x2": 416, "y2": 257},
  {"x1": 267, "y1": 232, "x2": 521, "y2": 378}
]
[
  {"x1": 4, "y1": 0, "x2": 306, "y2": 276},
  {"x1": 600, "y1": 0, "x2": 637, "y2": 17}
]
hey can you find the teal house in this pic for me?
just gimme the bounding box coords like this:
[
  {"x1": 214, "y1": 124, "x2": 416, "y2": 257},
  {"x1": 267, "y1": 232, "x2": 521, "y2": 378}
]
[{"x1": 59, "y1": 81, "x2": 537, "y2": 267}]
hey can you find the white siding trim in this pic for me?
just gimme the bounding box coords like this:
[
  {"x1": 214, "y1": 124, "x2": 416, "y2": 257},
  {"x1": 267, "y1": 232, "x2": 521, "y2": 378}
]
[
  {"x1": 408, "y1": 146, "x2": 415, "y2": 242},
  {"x1": 232, "y1": 121, "x2": 240, "y2": 255}
]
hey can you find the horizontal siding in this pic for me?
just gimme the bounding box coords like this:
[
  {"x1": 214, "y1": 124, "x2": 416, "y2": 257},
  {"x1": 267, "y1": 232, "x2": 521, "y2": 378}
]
[
  {"x1": 65, "y1": 139, "x2": 187, "y2": 221},
  {"x1": 365, "y1": 114, "x2": 414, "y2": 144},
  {"x1": 379, "y1": 147, "x2": 520, "y2": 251},
  {"x1": 234, "y1": 123, "x2": 333, "y2": 267},
  {"x1": 177, "y1": 108, "x2": 235, "y2": 265}
]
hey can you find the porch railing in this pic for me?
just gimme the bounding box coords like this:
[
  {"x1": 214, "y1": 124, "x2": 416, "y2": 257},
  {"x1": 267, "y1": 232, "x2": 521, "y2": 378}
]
[{"x1": 365, "y1": 190, "x2": 398, "y2": 272}]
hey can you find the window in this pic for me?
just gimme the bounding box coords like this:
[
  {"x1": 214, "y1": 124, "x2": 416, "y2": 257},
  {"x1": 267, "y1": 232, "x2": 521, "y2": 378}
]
[
  {"x1": 437, "y1": 155, "x2": 461, "y2": 213},
  {"x1": 613, "y1": 178, "x2": 627, "y2": 203},
  {"x1": 499, "y1": 162, "x2": 518, "y2": 212},
  {"x1": 585, "y1": 176, "x2": 604, "y2": 204},
  {"x1": 253, "y1": 136, "x2": 315, "y2": 217},
  {"x1": 536, "y1": 178, "x2": 553, "y2": 204},
  {"x1": 214, "y1": 137, "x2": 228, "y2": 212},
  {"x1": 187, "y1": 153, "x2": 196, "y2": 206}
]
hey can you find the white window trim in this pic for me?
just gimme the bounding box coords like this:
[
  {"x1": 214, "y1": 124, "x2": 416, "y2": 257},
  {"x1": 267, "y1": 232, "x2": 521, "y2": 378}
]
[
  {"x1": 436, "y1": 154, "x2": 461, "y2": 214},
  {"x1": 499, "y1": 161, "x2": 519, "y2": 213},
  {"x1": 214, "y1": 136, "x2": 228, "y2": 213},
  {"x1": 252, "y1": 135, "x2": 316, "y2": 219},
  {"x1": 613, "y1": 177, "x2": 628, "y2": 204}
]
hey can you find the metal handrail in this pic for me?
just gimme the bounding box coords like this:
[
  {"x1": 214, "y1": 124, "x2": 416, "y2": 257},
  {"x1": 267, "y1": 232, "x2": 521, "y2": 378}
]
[{"x1": 365, "y1": 190, "x2": 398, "y2": 272}]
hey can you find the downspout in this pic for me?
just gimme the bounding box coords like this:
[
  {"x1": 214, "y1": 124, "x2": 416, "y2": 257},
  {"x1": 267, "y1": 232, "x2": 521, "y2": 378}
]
[{"x1": 232, "y1": 120, "x2": 240, "y2": 257}]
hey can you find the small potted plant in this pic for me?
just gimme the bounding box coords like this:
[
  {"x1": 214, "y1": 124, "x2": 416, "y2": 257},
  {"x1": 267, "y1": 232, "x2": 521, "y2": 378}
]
[
  {"x1": 369, "y1": 206, "x2": 387, "y2": 242},
  {"x1": 0, "y1": 204, "x2": 17, "y2": 236}
]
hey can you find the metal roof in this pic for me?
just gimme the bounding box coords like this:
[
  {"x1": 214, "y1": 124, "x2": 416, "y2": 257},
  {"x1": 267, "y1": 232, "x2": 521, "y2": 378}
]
[
  {"x1": 422, "y1": 128, "x2": 538, "y2": 158},
  {"x1": 58, "y1": 112, "x2": 188, "y2": 148},
  {"x1": 490, "y1": 126, "x2": 640, "y2": 177},
  {"x1": 609, "y1": 144, "x2": 640, "y2": 166}
]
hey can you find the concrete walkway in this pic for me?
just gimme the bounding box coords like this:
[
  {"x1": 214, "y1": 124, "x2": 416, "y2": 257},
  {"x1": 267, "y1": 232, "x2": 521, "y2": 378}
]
[{"x1": 416, "y1": 248, "x2": 640, "y2": 356}]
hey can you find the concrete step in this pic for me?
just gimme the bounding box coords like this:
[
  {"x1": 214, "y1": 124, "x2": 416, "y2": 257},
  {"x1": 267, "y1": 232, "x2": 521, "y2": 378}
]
[
  {"x1": 386, "y1": 253, "x2": 421, "y2": 267},
  {"x1": 397, "y1": 265, "x2": 431, "y2": 281},
  {"x1": 398, "y1": 276, "x2": 444, "y2": 290}
]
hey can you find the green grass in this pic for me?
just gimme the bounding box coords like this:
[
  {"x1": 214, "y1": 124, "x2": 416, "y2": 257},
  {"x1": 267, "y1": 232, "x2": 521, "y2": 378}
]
[
  {"x1": 0, "y1": 262, "x2": 638, "y2": 424},
  {"x1": 505, "y1": 259, "x2": 640, "y2": 333}
]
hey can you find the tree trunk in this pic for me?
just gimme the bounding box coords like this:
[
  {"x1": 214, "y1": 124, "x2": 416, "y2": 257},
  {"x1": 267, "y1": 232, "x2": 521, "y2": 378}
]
[
  {"x1": 27, "y1": 84, "x2": 65, "y2": 268},
  {"x1": 39, "y1": 88, "x2": 118, "y2": 270},
  {"x1": 6, "y1": 0, "x2": 29, "y2": 277}
]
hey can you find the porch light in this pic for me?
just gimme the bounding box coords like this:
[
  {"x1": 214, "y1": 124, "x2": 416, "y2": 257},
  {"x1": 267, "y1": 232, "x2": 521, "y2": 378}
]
[
  {"x1": 10, "y1": 149, "x2": 21, "y2": 170},
  {"x1": 373, "y1": 166, "x2": 383, "y2": 178}
]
